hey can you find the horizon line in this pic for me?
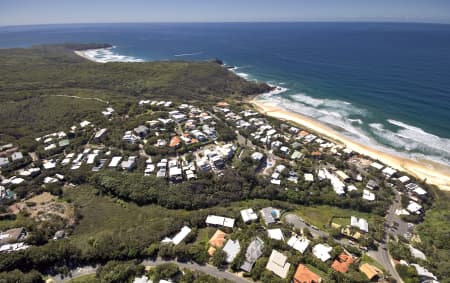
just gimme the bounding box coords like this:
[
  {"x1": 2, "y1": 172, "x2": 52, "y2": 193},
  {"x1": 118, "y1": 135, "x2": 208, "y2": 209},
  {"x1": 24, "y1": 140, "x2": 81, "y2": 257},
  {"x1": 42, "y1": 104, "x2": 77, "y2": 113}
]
[{"x1": 2, "y1": 19, "x2": 450, "y2": 28}]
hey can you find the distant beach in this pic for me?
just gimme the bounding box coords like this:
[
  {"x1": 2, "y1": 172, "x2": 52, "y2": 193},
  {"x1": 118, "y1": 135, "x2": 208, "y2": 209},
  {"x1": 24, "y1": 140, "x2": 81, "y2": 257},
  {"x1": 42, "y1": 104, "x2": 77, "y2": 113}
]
[
  {"x1": 250, "y1": 97, "x2": 450, "y2": 191},
  {"x1": 74, "y1": 47, "x2": 144, "y2": 63},
  {"x1": 72, "y1": 48, "x2": 450, "y2": 191}
]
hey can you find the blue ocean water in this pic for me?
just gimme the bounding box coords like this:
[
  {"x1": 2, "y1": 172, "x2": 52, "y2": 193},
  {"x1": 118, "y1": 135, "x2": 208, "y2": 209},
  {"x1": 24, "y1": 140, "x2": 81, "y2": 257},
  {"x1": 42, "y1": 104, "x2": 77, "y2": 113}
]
[{"x1": 1, "y1": 22, "x2": 449, "y2": 165}]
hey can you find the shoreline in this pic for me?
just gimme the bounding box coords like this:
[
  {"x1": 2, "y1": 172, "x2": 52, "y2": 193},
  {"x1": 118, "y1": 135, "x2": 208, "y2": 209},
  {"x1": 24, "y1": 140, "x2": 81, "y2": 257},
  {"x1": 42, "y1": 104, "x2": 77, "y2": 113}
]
[
  {"x1": 73, "y1": 47, "x2": 450, "y2": 191},
  {"x1": 74, "y1": 50, "x2": 102, "y2": 63},
  {"x1": 250, "y1": 97, "x2": 450, "y2": 191}
]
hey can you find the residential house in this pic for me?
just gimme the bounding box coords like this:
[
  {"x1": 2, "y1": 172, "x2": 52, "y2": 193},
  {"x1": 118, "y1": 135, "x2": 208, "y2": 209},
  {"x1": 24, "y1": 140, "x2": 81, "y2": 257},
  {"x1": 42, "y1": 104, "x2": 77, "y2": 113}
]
[
  {"x1": 205, "y1": 215, "x2": 235, "y2": 228},
  {"x1": 240, "y1": 208, "x2": 258, "y2": 223},
  {"x1": 312, "y1": 244, "x2": 332, "y2": 262},
  {"x1": 260, "y1": 207, "x2": 281, "y2": 226},
  {"x1": 223, "y1": 239, "x2": 241, "y2": 263},
  {"x1": 359, "y1": 263, "x2": 383, "y2": 281},
  {"x1": 350, "y1": 216, "x2": 369, "y2": 233},
  {"x1": 266, "y1": 250, "x2": 291, "y2": 279},
  {"x1": 294, "y1": 264, "x2": 322, "y2": 283},
  {"x1": 241, "y1": 237, "x2": 264, "y2": 272},
  {"x1": 331, "y1": 253, "x2": 354, "y2": 273},
  {"x1": 287, "y1": 235, "x2": 310, "y2": 254},
  {"x1": 267, "y1": 229, "x2": 284, "y2": 241},
  {"x1": 208, "y1": 229, "x2": 227, "y2": 256},
  {"x1": 161, "y1": 226, "x2": 191, "y2": 245}
]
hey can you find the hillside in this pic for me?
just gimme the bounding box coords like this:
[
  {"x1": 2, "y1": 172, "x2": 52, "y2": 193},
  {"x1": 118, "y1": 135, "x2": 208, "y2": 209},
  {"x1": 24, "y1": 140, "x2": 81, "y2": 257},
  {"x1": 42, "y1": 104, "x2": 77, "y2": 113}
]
[{"x1": 0, "y1": 44, "x2": 270, "y2": 143}]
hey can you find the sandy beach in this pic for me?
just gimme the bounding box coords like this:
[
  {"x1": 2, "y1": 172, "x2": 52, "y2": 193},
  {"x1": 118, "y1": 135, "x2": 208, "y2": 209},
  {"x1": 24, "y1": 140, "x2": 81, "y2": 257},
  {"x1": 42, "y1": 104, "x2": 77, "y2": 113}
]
[{"x1": 250, "y1": 98, "x2": 450, "y2": 191}]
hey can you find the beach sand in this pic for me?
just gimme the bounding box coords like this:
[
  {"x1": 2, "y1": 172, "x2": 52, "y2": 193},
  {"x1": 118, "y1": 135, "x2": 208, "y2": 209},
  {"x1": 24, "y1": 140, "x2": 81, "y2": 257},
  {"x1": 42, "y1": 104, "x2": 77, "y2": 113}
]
[{"x1": 250, "y1": 98, "x2": 450, "y2": 191}]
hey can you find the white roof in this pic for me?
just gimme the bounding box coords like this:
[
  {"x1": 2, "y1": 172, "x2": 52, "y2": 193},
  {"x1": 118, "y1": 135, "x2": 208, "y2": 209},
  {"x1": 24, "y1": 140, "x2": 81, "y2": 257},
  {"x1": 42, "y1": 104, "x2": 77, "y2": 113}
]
[
  {"x1": 271, "y1": 179, "x2": 281, "y2": 185},
  {"x1": 86, "y1": 154, "x2": 97, "y2": 164},
  {"x1": 363, "y1": 189, "x2": 375, "y2": 201},
  {"x1": 267, "y1": 229, "x2": 284, "y2": 241},
  {"x1": 266, "y1": 250, "x2": 290, "y2": 279},
  {"x1": 347, "y1": 185, "x2": 358, "y2": 192},
  {"x1": 169, "y1": 167, "x2": 182, "y2": 177},
  {"x1": 241, "y1": 208, "x2": 258, "y2": 223},
  {"x1": 171, "y1": 226, "x2": 191, "y2": 245},
  {"x1": 370, "y1": 162, "x2": 384, "y2": 170},
  {"x1": 10, "y1": 177, "x2": 25, "y2": 185},
  {"x1": 287, "y1": 235, "x2": 310, "y2": 254},
  {"x1": 413, "y1": 187, "x2": 427, "y2": 195},
  {"x1": 411, "y1": 264, "x2": 437, "y2": 280},
  {"x1": 80, "y1": 120, "x2": 91, "y2": 128},
  {"x1": 304, "y1": 173, "x2": 314, "y2": 182},
  {"x1": 223, "y1": 239, "x2": 241, "y2": 263},
  {"x1": 398, "y1": 176, "x2": 410, "y2": 183},
  {"x1": 108, "y1": 156, "x2": 122, "y2": 167},
  {"x1": 312, "y1": 244, "x2": 332, "y2": 262},
  {"x1": 133, "y1": 276, "x2": 151, "y2": 283},
  {"x1": 409, "y1": 245, "x2": 427, "y2": 261},
  {"x1": 206, "y1": 215, "x2": 235, "y2": 228},
  {"x1": 407, "y1": 201, "x2": 422, "y2": 214},
  {"x1": 382, "y1": 167, "x2": 397, "y2": 177},
  {"x1": 350, "y1": 216, "x2": 369, "y2": 232}
]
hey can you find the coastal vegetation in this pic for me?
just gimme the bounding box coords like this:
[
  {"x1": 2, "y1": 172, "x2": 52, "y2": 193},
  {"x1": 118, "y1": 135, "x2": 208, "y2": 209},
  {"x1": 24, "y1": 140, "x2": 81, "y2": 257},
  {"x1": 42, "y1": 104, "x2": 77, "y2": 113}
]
[{"x1": 0, "y1": 44, "x2": 448, "y2": 282}]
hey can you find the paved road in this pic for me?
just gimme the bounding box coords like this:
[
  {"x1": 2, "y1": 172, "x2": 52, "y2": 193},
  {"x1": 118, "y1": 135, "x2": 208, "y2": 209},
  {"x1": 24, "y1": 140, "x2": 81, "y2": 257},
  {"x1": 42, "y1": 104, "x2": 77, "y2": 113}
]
[
  {"x1": 50, "y1": 258, "x2": 251, "y2": 283},
  {"x1": 284, "y1": 213, "x2": 328, "y2": 239}
]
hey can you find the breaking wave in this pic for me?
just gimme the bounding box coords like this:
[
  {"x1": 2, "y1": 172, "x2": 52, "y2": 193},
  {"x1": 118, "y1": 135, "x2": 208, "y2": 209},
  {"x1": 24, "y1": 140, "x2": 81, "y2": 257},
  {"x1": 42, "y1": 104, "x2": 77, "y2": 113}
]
[
  {"x1": 78, "y1": 47, "x2": 144, "y2": 63},
  {"x1": 262, "y1": 90, "x2": 450, "y2": 165}
]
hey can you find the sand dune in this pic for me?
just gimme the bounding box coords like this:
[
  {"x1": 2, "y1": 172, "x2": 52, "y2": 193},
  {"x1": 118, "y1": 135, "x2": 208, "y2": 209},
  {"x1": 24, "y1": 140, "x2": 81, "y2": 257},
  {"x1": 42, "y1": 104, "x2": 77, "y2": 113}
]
[{"x1": 251, "y1": 98, "x2": 450, "y2": 191}]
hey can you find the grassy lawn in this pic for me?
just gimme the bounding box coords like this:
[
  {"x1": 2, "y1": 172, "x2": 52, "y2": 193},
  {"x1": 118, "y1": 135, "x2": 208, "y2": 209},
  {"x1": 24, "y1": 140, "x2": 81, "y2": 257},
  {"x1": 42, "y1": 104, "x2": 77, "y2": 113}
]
[
  {"x1": 64, "y1": 185, "x2": 191, "y2": 252},
  {"x1": 66, "y1": 274, "x2": 96, "y2": 282},
  {"x1": 293, "y1": 205, "x2": 383, "y2": 230}
]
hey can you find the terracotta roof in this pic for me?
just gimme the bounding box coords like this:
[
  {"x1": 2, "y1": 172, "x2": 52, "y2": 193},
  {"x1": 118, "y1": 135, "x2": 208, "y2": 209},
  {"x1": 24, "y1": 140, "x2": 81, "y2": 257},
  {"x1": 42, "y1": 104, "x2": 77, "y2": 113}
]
[
  {"x1": 208, "y1": 246, "x2": 217, "y2": 256},
  {"x1": 217, "y1": 102, "x2": 230, "y2": 107},
  {"x1": 331, "y1": 253, "x2": 354, "y2": 273},
  {"x1": 208, "y1": 229, "x2": 227, "y2": 249},
  {"x1": 359, "y1": 263, "x2": 382, "y2": 280},
  {"x1": 294, "y1": 264, "x2": 322, "y2": 283},
  {"x1": 169, "y1": 136, "x2": 181, "y2": 147},
  {"x1": 311, "y1": 151, "x2": 322, "y2": 156},
  {"x1": 299, "y1": 131, "x2": 309, "y2": 137}
]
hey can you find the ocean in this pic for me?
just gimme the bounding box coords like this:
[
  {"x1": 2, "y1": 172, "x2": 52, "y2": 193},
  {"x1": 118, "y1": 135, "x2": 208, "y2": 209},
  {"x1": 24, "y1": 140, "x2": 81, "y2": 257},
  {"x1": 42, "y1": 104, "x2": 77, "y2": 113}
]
[{"x1": 1, "y1": 22, "x2": 449, "y2": 166}]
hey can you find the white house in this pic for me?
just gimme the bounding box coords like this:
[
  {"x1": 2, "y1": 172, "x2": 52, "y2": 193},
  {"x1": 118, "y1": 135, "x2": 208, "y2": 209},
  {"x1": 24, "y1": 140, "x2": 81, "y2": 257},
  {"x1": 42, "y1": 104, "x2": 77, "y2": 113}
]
[
  {"x1": 266, "y1": 250, "x2": 291, "y2": 279},
  {"x1": 312, "y1": 244, "x2": 332, "y2": 262}
]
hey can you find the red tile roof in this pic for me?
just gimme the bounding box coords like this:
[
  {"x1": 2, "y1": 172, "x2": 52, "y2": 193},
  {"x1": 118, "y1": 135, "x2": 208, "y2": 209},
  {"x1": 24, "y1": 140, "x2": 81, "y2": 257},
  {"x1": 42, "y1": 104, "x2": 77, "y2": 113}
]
[{"x1": 294, "y1": 264, "x2": 322, "y2": 283}]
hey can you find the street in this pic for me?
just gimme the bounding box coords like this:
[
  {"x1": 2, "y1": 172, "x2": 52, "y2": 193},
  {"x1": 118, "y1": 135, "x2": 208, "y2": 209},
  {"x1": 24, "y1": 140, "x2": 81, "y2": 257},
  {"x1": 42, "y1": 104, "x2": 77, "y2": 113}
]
[{"x1": 50, "y1": 258, "x2": 251, "y2": 283}]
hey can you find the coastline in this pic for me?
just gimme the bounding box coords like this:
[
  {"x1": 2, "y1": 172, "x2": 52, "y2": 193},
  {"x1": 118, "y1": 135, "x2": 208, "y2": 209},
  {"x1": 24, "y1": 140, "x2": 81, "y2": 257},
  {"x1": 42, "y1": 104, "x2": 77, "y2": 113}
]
[
  {"x1": 74, "y1": 50, "x2": 100, "y2": 63},
  {"x1": 72, "y1": 47, "x2": 450, "y2": 191},
  {"x1": 250, "y1": 97, "x2": 450, "y2": 191}
]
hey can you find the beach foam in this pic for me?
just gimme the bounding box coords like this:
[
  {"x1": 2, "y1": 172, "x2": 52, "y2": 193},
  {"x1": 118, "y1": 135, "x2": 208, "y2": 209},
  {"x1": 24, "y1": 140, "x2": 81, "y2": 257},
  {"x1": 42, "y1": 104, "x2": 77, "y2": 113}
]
[
  {"x1": 260, "y1": 91, "x2": 450, "y2": 166},
  {"x1": 77, "y1": 47, "x2": 144, "y2": 63}
]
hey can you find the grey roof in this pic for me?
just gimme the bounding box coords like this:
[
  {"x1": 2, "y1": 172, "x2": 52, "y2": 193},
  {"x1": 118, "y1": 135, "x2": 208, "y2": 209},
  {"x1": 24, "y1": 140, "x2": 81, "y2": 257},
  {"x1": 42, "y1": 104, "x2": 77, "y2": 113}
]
[
  {"x1": 11, "y1": 152, "x2": 24, "y2": 161},
  {"x1": 261, "y1": 207, "x2": 277, "y2": 225},
  {"x1": 241, "y1": 237, "x2": 264, "y2": 272},
  {"x1": 0, "y1": 157, "x2": 9, "y2": 167},
  {"x1": 58, "y1": 139, "x2": 70, "y2": 147},
  {"x1": 134, "y1": 125, "x2": 149, "y2": 135},
  {"x1": 223, "y1": 239, "x2": 241, "y2": 263}
]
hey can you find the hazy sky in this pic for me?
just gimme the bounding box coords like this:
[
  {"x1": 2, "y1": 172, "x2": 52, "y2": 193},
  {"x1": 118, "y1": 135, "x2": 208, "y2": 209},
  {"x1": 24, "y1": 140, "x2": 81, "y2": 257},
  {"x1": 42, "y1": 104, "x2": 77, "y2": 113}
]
[{"x1": 1, "y1": 0, "x2": 450, "y2": 26}]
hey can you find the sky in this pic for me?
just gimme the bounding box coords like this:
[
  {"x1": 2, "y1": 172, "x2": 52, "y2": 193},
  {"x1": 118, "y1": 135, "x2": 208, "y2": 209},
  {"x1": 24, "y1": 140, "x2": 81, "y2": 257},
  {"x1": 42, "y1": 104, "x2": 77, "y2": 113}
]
[{"x1": 1, "y1": 0, "x2": 450, "y2": 26}]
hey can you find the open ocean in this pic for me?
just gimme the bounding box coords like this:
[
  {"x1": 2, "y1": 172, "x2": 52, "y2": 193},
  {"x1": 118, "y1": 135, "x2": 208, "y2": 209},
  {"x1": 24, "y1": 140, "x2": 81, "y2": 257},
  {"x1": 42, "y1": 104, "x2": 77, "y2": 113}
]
[{"x1": 1, "y1": 22, "x2": 449, "y2": 166}]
